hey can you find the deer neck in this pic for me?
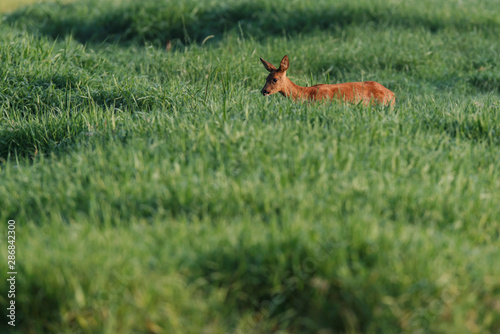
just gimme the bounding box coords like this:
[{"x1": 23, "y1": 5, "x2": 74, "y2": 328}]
[{"x1": 279, "y1": 76, "x2": 312, "y2": 100}]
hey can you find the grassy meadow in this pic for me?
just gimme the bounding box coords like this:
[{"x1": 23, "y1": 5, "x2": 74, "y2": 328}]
[{"x1": 1, "y1": 0, "x2": 500, "y2": 333}]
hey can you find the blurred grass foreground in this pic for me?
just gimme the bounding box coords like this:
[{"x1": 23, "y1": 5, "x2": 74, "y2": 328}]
[{"x1": 1, "y1": 0, "x2": 500, "y2": 333}]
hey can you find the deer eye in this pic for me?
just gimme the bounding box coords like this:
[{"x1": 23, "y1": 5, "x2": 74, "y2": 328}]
[{"x1": 272, "y1": 78, "x2": 278, "y2": 83}]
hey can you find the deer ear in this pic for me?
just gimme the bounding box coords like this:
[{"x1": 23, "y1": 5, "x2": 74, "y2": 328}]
[
  {"x1": 279, "y1": 55, "x2": 289, "y2": 72},
  {"x1": 260, "y1": 58, "x2": 277, "y2": 72}
]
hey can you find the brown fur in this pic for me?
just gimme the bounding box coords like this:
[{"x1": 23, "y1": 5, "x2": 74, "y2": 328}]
[{"x1": 260, "y1": 55, "x2": 395, "y2": 107}]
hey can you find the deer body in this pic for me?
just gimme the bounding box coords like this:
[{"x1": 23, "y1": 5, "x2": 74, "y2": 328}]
[{"x1": 260, "y1": 55, "x2": 395, "y2": 107}]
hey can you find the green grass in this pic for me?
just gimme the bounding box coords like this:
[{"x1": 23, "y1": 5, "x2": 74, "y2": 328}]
[{"x1": 1, "y1": 0, "x2": 500, "y2": 333}]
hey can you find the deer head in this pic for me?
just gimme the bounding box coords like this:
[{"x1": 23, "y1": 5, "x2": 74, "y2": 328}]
[{"x1": 260, "y1": 55, "x2": 289, "y2": 96}]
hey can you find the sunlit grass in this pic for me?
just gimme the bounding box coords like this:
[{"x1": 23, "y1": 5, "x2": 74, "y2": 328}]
[{"x1": 0, "y1": 0, "x2": 75, "y2": 14}]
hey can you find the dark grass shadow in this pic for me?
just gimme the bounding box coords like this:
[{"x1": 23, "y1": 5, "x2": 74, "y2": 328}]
[
  {"x1": 5, "y1": 0, "x2": 499, "y2": 46},
  {"x1": 0, "y1": 279, "x2": 62, "y2": 334},
  {"x1": 422, "y1": 108, "x2": 500, "y2": 145},
  {"x1": 1, "y1": 72, "x2": 165, "y2": 116},
  {"x1": 0, "y1": 71, "x2": 169, "y2": 160},
  {"x1": 187, "y1": 237, "x2": 374, "y2": 332},
  {"x1": 440, "y1": 119, "x2": 500, "y2": 144},
  {"x1": 468, "y1": 70, "x2": 500, "y2": 93}
]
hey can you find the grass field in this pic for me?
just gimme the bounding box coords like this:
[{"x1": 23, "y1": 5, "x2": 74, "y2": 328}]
[{"x1": 1, "y1": 0, "x2": 500, "y2": 333}]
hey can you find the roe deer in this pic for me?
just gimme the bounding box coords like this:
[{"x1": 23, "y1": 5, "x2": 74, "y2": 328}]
[{"x1": 260, "y1": 55, "x2": 395, "y2": 107}]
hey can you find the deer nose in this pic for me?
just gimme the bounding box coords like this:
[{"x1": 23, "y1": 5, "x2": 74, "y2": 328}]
[{"x1": 261, "y1": 88, "x2": 269, "y2": 96}]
